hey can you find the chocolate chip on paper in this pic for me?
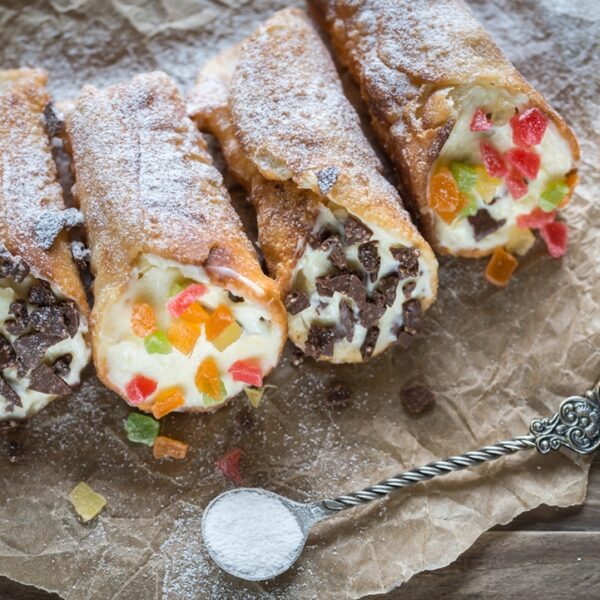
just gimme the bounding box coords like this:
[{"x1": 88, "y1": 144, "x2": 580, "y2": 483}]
[
  {"x1": 391, "y1": 246, "x2": 420, "y2": 277},
  {"x1": 290, "y1": 347, "x2": 306, "y2": 367},
  {"x1": 468, "y1": 209, "x2": 506, "y2": 242},
  {"x1": 316, "y1": 166, "x2": 340, "y2": 194},
  {"x1": 285, "y1": 289, "x2": 310, "y2": 315},
  {"x1": 400, "y1": 385, "x2": 435, "y2": 414},
  {"x1": 344, "y1": 216, "x2": 372, "y2": 245},
  {"x1": 13, "y1": 333, "x2": 62, "y2": 370},
  {"x1": 27, "y1": 281, "x2": 56, "y2": 306},
  {"x1": 0, "y1": 244, "x2": 30, "y2": 283},
  {"x1": 29, "y1": 364, "x2": 72, "y2": 396},
  {"x1": 0, "y1": 374, "x2": 21, "y2": 409},
  {"x1": 360, "y1": 326, "x2": 379, "y2": 360},
  {"x1": 34, "y1": 208, "x2": 84, "y2": 251},
  {"x1": 305, "y1": 324, "x2": 336, "y2": 358}
]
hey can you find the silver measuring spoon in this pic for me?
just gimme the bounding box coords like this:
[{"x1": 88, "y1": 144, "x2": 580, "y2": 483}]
[{"x1": 202, "y1": 381, "x2": 600, "y2": 581}]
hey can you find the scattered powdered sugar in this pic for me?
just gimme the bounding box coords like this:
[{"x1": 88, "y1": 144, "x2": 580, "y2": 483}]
[
  {"x1": 203, "y1": 489, "x2": 305, "y2": 580},
  {"x1": 34, "y1": 207, "x2": 84, "y2": 250}
]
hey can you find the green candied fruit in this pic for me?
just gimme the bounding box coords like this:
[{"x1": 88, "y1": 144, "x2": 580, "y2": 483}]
[
  {"x1": 144, "y1": 330, "x2": 172, "y2": 354},
  {"x1": 169, "y1": 281, "x2": 187, "y2": 298},
  {"x1": 539, "y1": 180, "x2": 569, "y2": 212},
  {"x1": 203, "y1": 381, "x2": 227, "y2": 406},
  {"x1": 459, "y1": 193, "x2": 478, "y2": 218},
  {"x1": 450, "y1": 162, "x2": 478, "y2": 193},
  {"x1": 124, "y1": 412, "x2": 160, "y2": 446}
]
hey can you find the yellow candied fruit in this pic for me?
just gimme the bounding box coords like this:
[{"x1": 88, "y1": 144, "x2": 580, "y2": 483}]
[
  {"x1": 168, "y1": 318, "x2": 201, "y2": 356},
  {"x1": 153, "y1": 435, "x2": 189, "y2": 460},
  {"x1": 212, "y1": 321, "x2": 242, "y2": 352},
  {"x1": 131, "y1": 303, "x2": 157, "y2": 338},
  {"x1": 68, "y1": 482, "x2": 107, "y2": 522},
  {"x1": 474, "y1": 165, "x2": 502, "y2": 204},
  {"x1": 195, "y1": 356, "x2": 222, "y2": 399},
  {"x1": 181, "y1": 302, "x2": 210, "y2": 325},
  {"x1": 485, "y1": 247, "x2": 518, "y2": 287},
  {"x1": 151, "y1": 387, "x2": 185, "y2": 419},
  {"x1": 205, "y1": 304, "x2": 235, "y2": 341},
  {"x1": 429, "y1": 168, "x2": 466, "y2": 224},
  {"x1": 505, "y1": 227, "x2": 536, "y2": 256}
]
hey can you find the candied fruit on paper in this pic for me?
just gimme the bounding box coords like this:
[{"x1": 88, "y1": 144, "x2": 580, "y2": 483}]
[
  {"x1": 510, "y1": 107, "x2": 548, "y2": 147},
  {"x1": 168, "y1": 318, "x2": 200, "y2": 356},
  {"x1": 229, "y1": 359, "x2": 263, "y2": 387},
  {"x1": 216, "y1": 447, "x2": 243, "y2": 485},
  {"x1": 153, "y1": 435, "x2": 189, "y2": 460},
  {"x1": 205, "y1": 304, "x2": 235, "y2": 341},
  {"x1": 212, "y1": 321, "x2": 242, "y2": 351},
  {"x1": 125, "y1": 375, "x2": 157, "y2": 404},
  {"x1": 505, "y1": 148, "x2": 540, "y2": 180},
  {"x1": 506, "y1": 227, "x2": 536, "y2": 256},
  {"x1": 470, "y1": 108, "x2": 492, "y2": 132},
  {"x1": 195, "y1": 357, "x2": 223, "y2": 400},
  {"x1": 131, "y1": 303, "x2": 157, "y2": 338},
  {"x1": 517, "y1": 208, "x2": 556, "y2": 229},
  {"x1": 124, "y1": 412, "x2": 160, "y2": 446},
  {"x1": 485, "y1": 247, "x2": 518, "y2": 287},
  {"x1": 244, "y1": 385, "x2": 275, "y2": 408},
  {"x1": 480, "y1": 142, "x2": 508, "y2": 178},
  {"x1": 506, "y1": 169, "x2": 528, "y2": 200},
  {"x1": 144, "y1": 330, "x2": 172, "y2": 354},
  {"x1": 540, "y1": 222, "x2": 568, "y2": 258},
  {"x1": 166, "y1": 283, "x2": 207, "y2": 318},
  {"x1": 151, "y1": 387, "x2": 185, "y2": 419},
  {"x1": 539, "y1": 180, "x2": 569, "y2": 212},
  {"x1": 68, "y1": 482, "x2": 107, "y2": 523},
  {"x1": 429, "y1": 168, "x2": 466, "y2": 223}
]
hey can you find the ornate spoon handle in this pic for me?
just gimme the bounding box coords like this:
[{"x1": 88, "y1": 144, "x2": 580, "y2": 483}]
[{"x1": 323, "y1": 383, "x2": 600, "y2": 512}]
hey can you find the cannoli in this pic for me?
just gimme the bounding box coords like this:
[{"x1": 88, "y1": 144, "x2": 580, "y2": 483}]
[
  {"x1": 65, "y1": 72, "x2": 286, "y2": 414},
  {"x1": 189, "y1": 8, "x2": 438, "y2": 363},
  {"x1": 311, "y1": 0, "x2": 580, "y2": 283},
  {"x1": 0, "y1": 69, "x2": 91, "y2": 419}
]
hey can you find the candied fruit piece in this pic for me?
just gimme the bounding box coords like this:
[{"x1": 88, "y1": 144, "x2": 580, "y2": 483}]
[
  {"x1": 506, "y1": 169, "x2": 528, "y2": 200},
  {"x1": 510, "y1": 107, "x2": 548, "y2": 147},
  {"x1": 474, "y1": 165, "x2": 501, "y2": 203},
  {"x1": 131, "y1": 303, "x2": 157, "y2": 338},
  {"x1": 212, "y1": 321, "x2": 242, "y2": 352},
  {"x1": 69, "y1": 482, "x2": 107, "y2": 522},
  {"x1": 124, "y1": 412, "x2": 159, "y2": 446},
  {"x1": 168, "y1": 318, "x2": 200, "y2": 356},
  {"x1": 480, "y1": 142, "x2": 508, "y2": 178},
  {"x1": 151, "y1": 387, "x2": 185, "y2": 419},
  {"x1": 540, "y1": 222, "x2": 568, "y2": 258},
  {"x1": 506, "y1": 227, "x2": 536, "y2": 256},
  {"x1": 153, "y1": 435, "x2": 189, "y2": 460},
  {"x1": 449, "y1": 162, "x2": 478, "y2": 192},
  {"x1": 205, "y1": 304, "x2": 235, "y2": 341},
  {"x1": 144, "y1": 330, "x2": 172, "y2": 354},
  {"x1": 505, "y1": 148, "x2": 540, "y2": 180},
  {"x1": 539, "y1": 180, "x2": 569, "y2": 212},
  {"x1": 181, "y1": 302, "x2": 209, "y2": 324},
  {"x1": 195, "y1": 356, "x2": 222, "y2": 400},
  {"x1": 216, "y1": 447, "x2": 243, "y2": 485},
  {"x1": 485, "y1": 247, "x2": 518, "y2": 287},
  {"x1": 166, "y1": 283, "x2": 207, "y2": 318},
  {"x1": 229, "y1": 359, "x2": 263, "y2": 387},
  {"x1": 517, "y1": 208, "x2": 556, "y2": 229},
  {"x1": 125, "y1": 375, "x2": 157, "y2": 404},
  {"x1": 459, "y1": 192, "x2": 478, "y2": 217},
  {"x1": 470, "y1": 108, "x2": 492, "y2": 132},
  {"x1": 429, "y1": 168, "x2": 466, "y2": 224}
]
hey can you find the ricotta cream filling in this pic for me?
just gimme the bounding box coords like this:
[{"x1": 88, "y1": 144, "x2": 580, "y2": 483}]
[
  {"x1": 103, "y1": 254, "x2": 282, "y2": 410},
  {"x1": 431, "y1": 86, "x2": 574, "y2": 254}
]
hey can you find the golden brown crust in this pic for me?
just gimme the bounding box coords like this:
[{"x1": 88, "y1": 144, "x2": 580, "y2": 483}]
[
  {"x1": 0, "y1": 68, "x2": 89, "y2": 313},
  {"x1": 311, "y1": 0, "x2": 580, "y2": 256},
  {"x1": 66, "y1": 72, "x2": 286, "y2": 398}
]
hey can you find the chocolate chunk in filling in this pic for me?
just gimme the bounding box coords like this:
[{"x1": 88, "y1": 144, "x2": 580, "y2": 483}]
[
  {"x1": 227, "y1": 291, "x2": 244, "y2": 303},
  {"x1": 28, "y1": 281, "x2": 56, "y2": 306},
  {"x1": 43, "y1": 101, "x2": 64, "y2": 137},
  {"x1": 360, "y1": 326, "x2": 379, "y2": 360},
  {"x1": 391, "y1": 247, "x2": 420, "y2": 277},
  {"x1": 60, "y1": 301, "x2": 80, "y2": 337},
  {"x1": 316, "y1": 166, "x2": 340, "y2": 194},
  {"x1": 0, "y1": 335, "x2": 16, "y2": 370},
  {"x1": 402, "y1": 299, "x2": 422, "y2": 335},
  {"x1": 344, "y1": 216, "x2": 372, "y2": 245},
  {"x1": 374, "y1": 274, "x2": 399, "y2": 307},
  {"x1": 5, "y1": 300, "x2": 29, "y2": 336},
  {"x1": 321, "y1": 235, "x2": 346, "y2": 270},
  {"x1": 29, "y1": 364, "x2": 72, "y2": 396},
  {"x1": 358, "y1": 241, "x2": 381, "y2": 282},
  {"x1": 52, "y1": 354, "x2": 73, "y2": 378},
  {"x1": 285, "y1": 289, "x2": 310, "y2": 315},
  {"x1": 0, "y1": 374, "x2": 21, "y2": 409},
  {"x1": 338, "y1": 301, "x2": 355, "y2": 342},
  {"x1": 13, "y1": 333, "x2": 62, "y2": 370},
  {"x1": 0, "y1": 245, "x2": 30, "y2": 283},
  {"x1": 305, "y1": 324, "x2": 336, "y2": 358},
  {"x1": 29, "y1": 306, "x2": 70, "y2": 339},
  {"x1": 316, "y1": 273, "x2": 366, "y2": 306},
  {"x1": 359, "y1": 301, "x2": 386, "y2": 329},
  {"x1": 402, "y1": 281, "x2": 417, "y2": 299},
  {"x1": 468, "y1": 209, "x2": 506, "y2": 242},
  {"x1": 308, "y1": 228, "x2": 332, "y2": 250}
]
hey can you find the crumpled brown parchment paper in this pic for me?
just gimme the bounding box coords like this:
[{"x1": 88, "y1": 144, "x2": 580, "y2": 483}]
[{"x1": 0, "y1": 0, "x2": 598, "y2": 598}]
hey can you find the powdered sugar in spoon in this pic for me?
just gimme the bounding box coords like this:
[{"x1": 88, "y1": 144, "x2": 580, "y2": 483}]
[{"x1": 202, "y1": 380, "x2": 600, "y2": 581}]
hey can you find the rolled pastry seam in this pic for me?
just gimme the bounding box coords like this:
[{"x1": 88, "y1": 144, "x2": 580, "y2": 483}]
[
  {"x1": 0, "y1": 69, "x2": 91, "y2": 419},
  {"x1": 190, "y1": 9, "x2": 438, "y2": 363},
  {"x1": 311, "y1": 0, "x2": 580, "y2": 258},
  {"x1": 65, "y1": 72, "x2": 286, "y2": 413}
]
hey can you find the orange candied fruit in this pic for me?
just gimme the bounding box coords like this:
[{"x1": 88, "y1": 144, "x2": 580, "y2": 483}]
[
  {"x1": 429, "y1": 167, "x2": 467, "y2": 224},
  {"x1": 205, "y1": 304, "x2": 234, "y2": 341},
  {"x1": 131, "y1": 303, "x2": 157, "y2": 338},
  {"x1": 151, "y1": 387, "x2": 185, "y2": 419},
  {"x1": 181, "y1": 302, "x2": 210, "y2": 325},
  {"x1": 153, "y1": 435, "x2": 189, "y2": 460},
  {"x1": 485, "y1": 247, "x2": 518, "y2": 287},
  {"x1": 195, "y1": 356, "x2": 222, "y2": 399},
  {"x1": 168, "y1": 318, "x2": 201, "y2": 356}
]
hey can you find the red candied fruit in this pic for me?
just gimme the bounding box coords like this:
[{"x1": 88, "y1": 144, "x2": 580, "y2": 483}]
[
  {"x1": 229, "y1": 360, "x2": 263, "y2": 387},
  {"x1": 505, "y1": 148, "x2": 541, "y2": 180},
  {"x1": 506, "y1": 169, "x2": 528, "y2": 200},
  {"x1": 166, "y1": 284, "x2": 207, "y2": 318},
  {"x1": 216, "y1": 447, "x2": 243, "y2": 485},
  {"x1": 540, "y1": 222, "x2": 568, "y2": 258},
  {"x1": 516, "y1": 208, "x2": 556, "y2": 229},
  {"x1": 470, "y1": 108, "x2": 492, "y2": 132},
  {"x1": 125, "y1": 375, "x2": 157, "y2": 404},
  {"x1": 480, "y1": 142, "x2": 508, "y2": 178},
  {"x1": 510, "y1": 107, "x2": 548, "y2": 147}
]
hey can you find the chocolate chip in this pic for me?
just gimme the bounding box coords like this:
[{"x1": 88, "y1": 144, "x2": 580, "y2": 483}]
[
  {"x1": 290, "y1": 347, "x2": 306, "y2": 367},
  {"x1": 43, "y1": 101, "x2": 64, "y2": 137},
  {"x1": 70, "y1": 240, "x2": 91, "y2": 270},
  {"x1": 339, "y1": 301, "x2": 355, "y2": 342},
  {"x1": 29, "y1": 364, "x2": 72, "y2": 396},
  {"x1": 400, "y1": 385, "x2": 435, "y2": 414},
  {"x1": 305, "y1": 324, "x2": 336, "y2": 358},
  {"x1": 285, "y1": 289, "x2": 310, "y2": 315},
  {"x1": 391, "y1": 247, "x2": 420, "y2": 277},
  {"x1": 344, "y1": 216, "x2": 372, "y2": 245},
  {"x1": 402, "y1": 299, "x2": 422, "y2": 335},
  {"x1": 374, "y1": 274, "x2": 399, "y2": 307},
  {"x1": 0, "y1": 336, "x2": 16, "y2": 370},
  {"x1": 27, "y1": 281, "x2": 56, "y2": 306},
  {"x1": 52, "y1": 354, "x2": 73, "y2": 378},
  {"x1": 326, "y1": 381, "x2": 352, "y2": 409},
  {"x1": 0, "y1": 245, "x2": 30, "y2": 283},
  {"x1": 316, "y1": 273, "x2": 366, "y2": 306},
  {"x1": 59, "y1": 301, "x2": 80, "y2": 337},
  {"x1": 15, "y1": 360, "x2": 27, "y2": 379},
  {"x1": 360, "y1": 326, "x2": 379, "y2": 360},
  {"x1": 321, "y1": 235, "x2": 346, "y2": 270},
  {"x1": 227, "y1": 291, "x2": 244, "y2": 303},
  {"x1": 316, "y1": 166, "x2": 340, "y2": 194},
  {"x1": 30, "y1": 306, "x2": 71, "y2": 339},
  {"x1": 468, "y1": 210, "x2": 506, "y2": 241},
  {"x1": 359, "y1": 301, "x2": 386, "y2": 329},
  {"x1": 34, "y1": 208, "x2": 84, "y2": 251},
  {"x1": 6, "y1": 300, "x2": 29, "y2": 336},
  {"x1": 308, "y1": 228, "x2": 332, "y2": 250},
  {"x1": 13, "y1": 333, "x2": 62, "y2": 369},
  {"x1": 358, "y1": 241, "x2": 380, "y2": 282},
  {"x1": 0, "y1": 374, "x2": 21, "y2": 408},
  {"x1": 402, "y1": 281, "x2": 417, "y2": 299}
]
